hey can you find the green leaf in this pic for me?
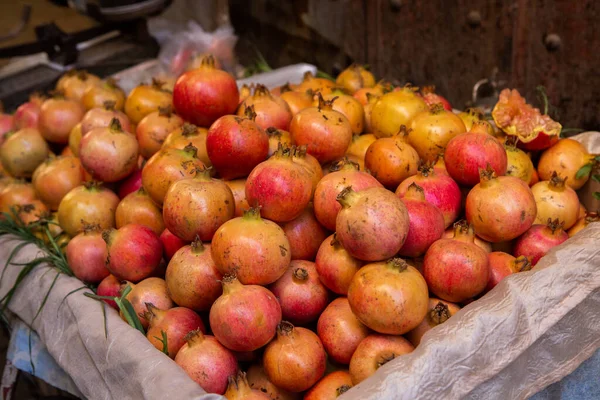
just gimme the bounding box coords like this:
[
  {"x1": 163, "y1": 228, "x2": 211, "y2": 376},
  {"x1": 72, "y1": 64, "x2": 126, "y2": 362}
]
[
  {"x1": 58, "y1": 286, "x2": 89, "y2": 316},
  {"x1": 592, "y1": 174, "x2": 600, "y2": 184},
  {"x1": 117, "y1": 297, "x2": 145, "y2": 335},
  {"x1": 593, "y1": 192, "x2": 600, "y2": 200},
  {"x1": 595, "y1": 156, "x2": 600, "y2": 163},
  {"x1": 576, "y1": 164, "x2": 593, "y2": 180},
  {"x1": 316, "y1": 70, "x2": 336, "y2": 82},
  {"x1": 153, "y1": 330, "x2": 169, "y2": 356},
  {"x1": 536, "y1": 85, "x2": 549, "y2": 116}
]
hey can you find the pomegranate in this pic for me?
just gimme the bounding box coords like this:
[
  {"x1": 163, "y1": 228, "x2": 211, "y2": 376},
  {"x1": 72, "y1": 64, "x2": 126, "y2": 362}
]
[
  {"x1": 269, "y1": 260, "x2": 329, "y2": 325},
  {"x1": 263, "y1": 321, "x2": 326, "y2": 393},
  {"x1": 336, "y1": 64, "x2": 375, "y2": 94},
  {"x1": 364, "y1": 126, "x2": 420, "y2": 188},
  {"x1": 59, "y1": 70, "x2": 101, "y2": 101},
  {"x1": 115, "y1": 188, "x2": 164, "y2": 235},
  {"x1": 349, "y1": 334, "x2": 414, "y2": 384},
  {"x1": 238, "y1": 85, "x2": 292, "y2": 131},
  {"x1": 159, "y1": 228, "x2": 188, "y2": 261},
  {"x1": 317, "y1": 297, "x2": 370, "y2": 364},
  {"x1": 537, "y1": 138, "x2": 596, "y2": 190},
  {"x1": 289, "y1": 94, "x2": 353, "y2": 164},
  {"x1": 353, "y1": 81, "x2": 391, "y2": 105},
  {"x1": 396, "y1": 164, "x2": 462, "y2": 228},
  {"x1": 124, "y1": 78, "x2": 173, "y2": 124},
  {"x1": 465, "y1": 166, "x2": 537, "y2": 242},
  {"x1": 211, "y1": 208, "x2": 291, "y2": 285},
  {"x1": 165, "y1": 239, "x2": 222, "y2": 311},
  {"x1": 532, "y1": 172, "x2": 580, "y2": 230},
  {"x1": 122, "y1": 277, "x2": 173, "y2": 329},
  {"x1": 82, "y1": 78, "x2": 126, "y2": 111},
  {"x1": 225, "y1": 371, "x2": 270, "y2": 400},
  {"x1": 305, "y1": 371, "x2": 353, "y2": 400},
  {"x1": 423, "y1": 221, "x2": 489, "y2": 302},
  {"x1": 163, "y1": 168, "x2": 235, "y2": 241},
  {"x1": 399, "y1": 183, "x2": 445, "y2": 257},
  {"x1": 362, "y1": 92, "x2": 380, "y2": 133},
  {"x1": 291, "y1": 145, "x2": 323, "y2": 196},
  {"x1": 317, "y1": 91, "x2": 365, "y2": 135},
  {"x1": 266, "y1": 127, "x2": 292, "y2": 157},
  {"x1": 97, "y1": 274, "x2": 120, "y2": 309},
  {"x1": 136, "y1": 106, "x2": 183, "y2": 159},
  {"x1": 103, "y1": 223, "x2": 163, "y2": 282},
  {"x1": 457, "y1": 108, "x2": 494, "y2": 134},
  {"x1": 118, "y1": 168, "x2": 142, "y2": 199},
  {"x1": 209, "y1": 275, "x2": 282, "y2": 351},
  {"x1": 68, "y1": 123, "x2": 83, "y2": 157},
  {"x1": 420, "y1": 86, "x2": 452, "y2": 111},
  {"x1": 175, "y1": 330, "x2": 238, "y2": 395},
  {"x1": 314, "y1": 159, "x2": 382, "y2": 231},
  {"x1": 296, "y1": 72, "x2": 335, "y2": 94},
  {"x1": 32, "y1": 156, "x2": 84, "y2": 210},
  {"x1": 0, "y1": 114, "x2": 13, "y2": 139},
  {"x1": 66, "y1": 225, "x2": 110, "y2": 283},
  {"x1": 405, "y1": 298, "x2": 461, "y2": 347},
  {"x1": 245, "y1": 145, "x2": 312, "y2": 222},
  {"x1": 141, "y1": 145, "x2": 204, "y2": 205},
  {"x1": 568, "y1": 212, "x2": 599, "y2": 237},
  {"x1": 224, "y1": 179, "x2": 250, "y2": 217},
  {"x1": 0, "y1": 182, "x2": 38, "y2": 214},
  {"x1": 57, "y1": 183, "x2": 119, "y2": 237},
  {"x1": 13, "y1": 201, "x2": 48, "y2": 226},
  {"x1": 442, "y1": 227, "x2": 492, "y2": 253},
  {"x1": 281, "y1": 204, "x2": 328, "y2": 261},
  {"x1": 80, "y1": 102, "x2": 131, "y2": 136},
  {"x1": 14, "y1": 96, "x2": 42, "y2": 129},
  {"x1": 336, "y1": 187, "x2": 409, "y2": 261},
  {"x1": 444, "y1": 122, "x2": 508, "y2": 186},
  {"x1": 38, "y1": 97, "x2": 85, "y2": 144},
  {"x1": 504, "y1": 138, "x2": 535, "y2": 183},
  {"x1": 206, "y1": 108, "x2": 269, "y2": 180},
  {"x1": 142, "y1": 304, "x2": 205, "y2": 358},
  {"x1": 578, "y1": 203, "x2": 587, "y2": 219},
  {"x1": 315, "y1": 233, "x2": 363, "y2": 295},
  {"x1": 348, "y1": 258, "x2": 428, "y2": 334},
  {"x1": 238, "y1": 83, "x2": 253, "y2": 104},
  {"x1": 346, "y1": 133, "x2": 377, "y2": 160},
  {"x1": 370, "y1": 87, "x2": 429, "y2": 138},
  {"x1": 280, "y1": 86, "x2": 313, "y2": 116},
  {"x1": 486, "y1": 252, "x2": 532, "y2": 291},
  {"x1": 0, "y1": 128, "x2": 49, "y2": 178},
  {"x1": 246, "y1": 363, "x2": 299, "y2": 400},
  {"x1": 513, "y1": 219, "x2": 569, "y2": 265},
  {"x1": 162, "y1": 123, "x2": 211, "y2": 167}
]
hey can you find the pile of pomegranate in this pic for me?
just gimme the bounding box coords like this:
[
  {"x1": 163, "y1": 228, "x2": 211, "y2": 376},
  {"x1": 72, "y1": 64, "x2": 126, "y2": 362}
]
[{"x1": 0, "y1": 59, "x2": 597, "y2": 399}]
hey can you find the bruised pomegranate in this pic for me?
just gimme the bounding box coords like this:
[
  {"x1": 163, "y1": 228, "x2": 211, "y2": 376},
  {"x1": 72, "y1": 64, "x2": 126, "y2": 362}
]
[
  {"x1": 269, "y1": 260, "x2": 329, "y2": 325},
  {"x1": 80, "y1": 119, "x2": 139, "y2": 182},
  {"x1": 465, "y1": 166, "x2": 537, "y2": 242},
  {"x1": 317, "y1": 297, "x2": 370, "y2": 364},
  {"x1": 66, "y1": 225, "x2": 110, "y2": 283},
  {"x1": 423, "y1": 221, "x2": 489, "y2": 302},
  {"x1": 245, "y1": 145, "x2": 312, "y2": 222},
  {"x1": 206, "y1": 108, "x2": 269, "y2": 180},
  {"x1": 122, "y1": 278, "x2": 173, "y2": 329},
  {"x1": 225, "y1": 371, "x2": 270, "y2": 400},
  {"x1": 314, "y1": 159, "x2": 382, "y2": 231},
  {"x1": 103, "y1": 223, "x2": 163, "y2": 282},
  {"x1": 349, "y1": 334, "x2": 414, "y2": 384},
  {"x1": 315, "y1": 233, "x2": 363, "y2": 295},
  {"x1": 211, "y1": 208, "x2": 290, "y2": 285},
  {"x1": 209, "y1": 275, "x2": 282, "y2": 351},
  {"x1": 537, "y1": 138, "x2": 596, "y2": 190},
  {"x1": 444, "y1": 122, "x2": 508, "y2": 186},
  {"x1": 141, "y1": 145, "x2": 205, "y2": 205},
  {"x1": 115, "y1": 188, "x2": 164, "y2": 235},
  {"x1": 80, "y1": 102, "x2": 131, "y2": 136},
  {"x1": 263, "y1": 321, "x2": 326, "y2": 393},
  {"x1": 32, "y1": 156, "x2": 84, "y2": 210},
  {"x1": 162, "y1": 123, "x2": 211, "y2": 167},
  {"x1": 405, "y1": 298, "x2": 460, "y2": 347},
  {"x1": 568, "y1": 212, "x2": 599, "y2": 237},
  {"x1": 396, "y1": 164, "x2": 462, "y2": 228},
  {"x1": 163, "y1": 168, "x2": 235, "y2": 241},
  {"x1": 486, "y1": 252, "x2": 532, "y2": 291},
  {"x1": 281, "y1": 204, "x2": 327, "y2": 261},
  {"x1": 513, "y1": 219, "x2": 569, "y2": 265},
  {"x1": 0, "y1": 128, "x2": 49, "y2": 178},
  {"x1": 142, "y1": 304, "x2": 205, "y2": 358},
  {"x1": 38, "y1": 97, "x2": 85, "y2": 143},
  {"x1": 348, "y1": 258, "x2": 428, "y2": 334},
  {"x1": 304, "y1": 371, "x2": 353, "y2": 400},
  {"x1": 289, "y1": 94, "x2": 352, "y2": 164},
  {"x1": 336, "y1": 187, "x2": 409, "y2": 261},
  {"x1": 97, "y1": 274, "x2": 120, "y2": 309},
  {"x1": 238, "y1": 85, "x2": 292, "y2": 130},
  {"x1": 0, "y1": 182, "x2": 37, "y2": 214},
  {"x1": 175, "y1": 330, "x2": 238, "y2": 395},
  {"x1": 224, "y1": 179, "x2": 250, "y2": 217},
  {"x1": 399, "y1": 183, "x2": 445, "y2": 257},
  {"x1": 166, "y1": 239, "x2": 222, "y2": 311},
  {"x1": 136, "y1": 106, "x2": 183, "y2": 158},
  {"x1": 532, "y1": 172, "x2": 579, "y2": 230},
  {"x1": 246, "y1": 364, "x2": 299, "y2": 400}
]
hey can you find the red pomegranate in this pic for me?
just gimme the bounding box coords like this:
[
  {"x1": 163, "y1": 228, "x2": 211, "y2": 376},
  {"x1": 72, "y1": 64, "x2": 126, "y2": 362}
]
[
  {"x1": 531, "y1": 172, "x2": 580, "y2": 230},
  {"x1": 263, "y1": 321, "x2": 326, "y2": 393},
  {"x1": 349, "y1": 334, "x2": 414, "y2": 384},
  {"x1": 281, "y1": 204, "x2": 328, "y2": 261},
  {"x1": 174, "y1": 330, "x2": 238, "y2": 395},
  {"x1": 486, "y1": 252, "x2": 532, "y2": 291},
  {"x1": 396, "y1": 164, "x2": 462, "y2": 228},
  {"x1": 336, "y1": 187, "x2": 410, "y2": 261},
  {"x1": 97, "y1": 274, "x2": 120, "y2": 309},
  {"x1": 314, "y1": 159, "x2": 382, "y2": 231},
  {"x1": 315, "y1": 233, "x2": 363, "y2": 295},
  {"x1": 245, "y1": 145, "x2": 312, "y2": 222},
  {"x1": 291, "y1": 145, "x2": 323, "y2": 197},
  {"x1": 269, "y1": 260, "x2": 329, "y2": 325},
  {"x1": 14, "y1": 96, "x2": 42, "y2": 129},
  {"x1": 165, "y1": 239, "x2": 222, "y2": 312},
  {"x1": 289, "y1": 94, "x2": 353, "y2": 164},
  {"x1": 224, "y1": 371, "x2": 270, "y2": 400},
  {"x1": 444, "y1": 122, "x2": 508, "y2": 186},
  {"x1": 304, "y1": 371, "x2": 353, "y2": 400},
  {"x1": 465, "y1": 166, "x2": 537, "y2": 242},
  {"x1": 238, "y1": 85, "x2": 292, "y2": 130},
  {"x1": 66, "y1": 225, "x2": 110, "y2": 283},
  {"x1": 118, "y1": 168, "x2": 142, "y2": 199},
  {"x1": 211, "y1": 208, "x2": 291, "y2": 285},
  {"x1": 399, "y1": 183, "x2": 445, "y2": 257},
  {"x1": 443, "y1": 227, "x2": 492, "y2": 253},
  {"x1": 209, "y1": 275, "x2": 282, "y2": 352},
  {"x1": 173, "y1": 55, "x2": 239, "y2": 127},
  {"x1": 513, "y1": 219, "x2": 569, "y2": 265},
  {"x1": 317, "y1": 297, "x2": 370, "y2": 364},
  {"x1": 206, "y1": 108, "x2": 269, "y2": 180},
  {"x1": 38, "y1": 97, "x2": 85, "y2": 143},
  {"x1": 423, "y1": 221, "x2": 489, "y2": 302},
  {"x1": 420, "y1": 86, "x2": 452, "y2": 111},
  {"x1": 0, "y1": 114, "x2": 14, "y2": 138},
  {"x1": 405, "y1": 298, "x2": 461, "y2": 347}
]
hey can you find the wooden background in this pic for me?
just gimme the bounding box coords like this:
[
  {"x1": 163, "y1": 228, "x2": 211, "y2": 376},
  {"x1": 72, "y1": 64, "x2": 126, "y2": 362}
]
[{"x1": 230, "y1": 0, "x2": 600, "y2": 131}]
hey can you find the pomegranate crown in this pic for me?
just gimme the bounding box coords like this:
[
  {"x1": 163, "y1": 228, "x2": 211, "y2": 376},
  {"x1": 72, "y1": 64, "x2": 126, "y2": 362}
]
[{"x1": 429, "y1": 302, "x2": 451, "y2": 325}]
